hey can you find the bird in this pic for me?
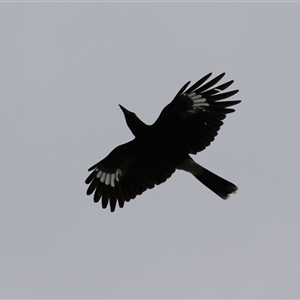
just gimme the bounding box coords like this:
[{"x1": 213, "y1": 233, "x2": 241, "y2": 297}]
[{"x1": 85, "y1": 72, "x2": 241, "y2": 212}]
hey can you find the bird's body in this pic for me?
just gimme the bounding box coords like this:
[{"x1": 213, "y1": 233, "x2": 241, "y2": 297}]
[{"x1": 85, "y1": 73, "x2": 241, "y2": 211}]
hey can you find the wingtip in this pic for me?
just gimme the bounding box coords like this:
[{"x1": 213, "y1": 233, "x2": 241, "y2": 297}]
[{"x1": 217, "y1": 72, "x2": 226, "y2": 79}]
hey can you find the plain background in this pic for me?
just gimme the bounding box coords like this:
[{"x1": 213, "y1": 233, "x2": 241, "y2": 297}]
[{"x1": 1, "y1": 2, "x2": 300, "y2": 299}]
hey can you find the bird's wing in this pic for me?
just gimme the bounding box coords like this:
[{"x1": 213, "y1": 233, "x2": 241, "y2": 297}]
[
  {"x1": 85, "y1": 140, "x2": 176, "y2": 212},
  {"x1": 154, "y1": 73, "x2": 241, "y2": 154}
]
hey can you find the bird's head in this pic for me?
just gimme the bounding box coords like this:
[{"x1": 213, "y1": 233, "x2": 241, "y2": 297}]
[{"x1": 119, "y1": 104, "x2": 147, "y2": 137}]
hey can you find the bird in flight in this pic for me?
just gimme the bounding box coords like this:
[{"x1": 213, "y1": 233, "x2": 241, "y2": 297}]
[{"x1": 85, "y1": 72, "x2": 241, "y2": 212}]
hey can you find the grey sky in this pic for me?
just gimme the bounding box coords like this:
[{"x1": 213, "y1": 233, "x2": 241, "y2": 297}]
[{"x1": 1, "y1": 3, "x2": 300, "y2": 298}]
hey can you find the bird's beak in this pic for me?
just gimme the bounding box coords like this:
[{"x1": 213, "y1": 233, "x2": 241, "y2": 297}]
[{"x1": 119, "y1": 104, "x2": 131, "y2": 115}]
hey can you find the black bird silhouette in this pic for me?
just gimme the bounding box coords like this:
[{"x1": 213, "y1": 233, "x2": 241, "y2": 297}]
[{"x1": 85, "y1": 73, "x2": 241, "y2": 212}]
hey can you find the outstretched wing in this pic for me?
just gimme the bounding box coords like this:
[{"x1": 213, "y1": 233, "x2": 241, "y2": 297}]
[
  {"x1": 153, "y1": 73, "x2": 241, "y2": 154},
  {"x1": 85, "y1": 140, "x2": 176, "y2": 212}
]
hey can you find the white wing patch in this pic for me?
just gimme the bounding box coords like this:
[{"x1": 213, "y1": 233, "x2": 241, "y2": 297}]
[
  {"x1": 95, "y1": 168, "x2": 123, "y2": 187},
  {"x1": 185, "y1": 92, "x2": 209, "y2": 113}
]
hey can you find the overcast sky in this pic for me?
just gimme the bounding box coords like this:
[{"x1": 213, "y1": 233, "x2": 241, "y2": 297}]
[{"x1": 1, "y1": 2, "x2": 300, "y2": 299}]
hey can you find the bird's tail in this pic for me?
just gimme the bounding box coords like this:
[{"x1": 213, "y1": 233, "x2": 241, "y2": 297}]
[{"x1": 195, "y1": 167, "x2": 237, "y2": 199}]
